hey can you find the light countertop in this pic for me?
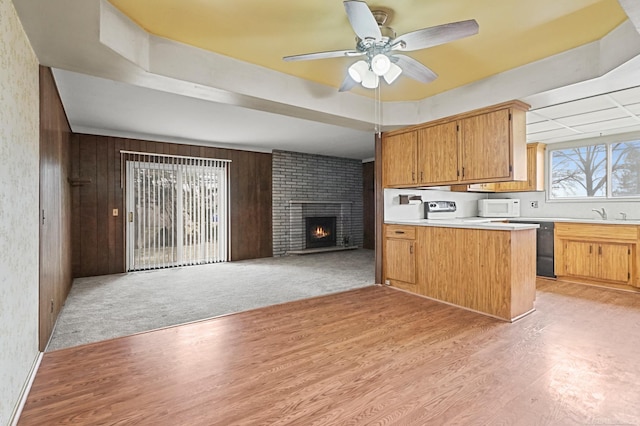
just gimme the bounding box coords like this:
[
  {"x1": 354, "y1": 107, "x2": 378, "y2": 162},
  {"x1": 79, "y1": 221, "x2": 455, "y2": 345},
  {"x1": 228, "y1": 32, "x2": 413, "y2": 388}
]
[
  {"x1": 508, "y1": 217, "x2": 640, "y2": 225},
  {"x1": 386, "y1": 216, "x2": 640, "y2": 230},
  {"x1": 385, "y1": 218, "x2": 539, "y2": 231}
]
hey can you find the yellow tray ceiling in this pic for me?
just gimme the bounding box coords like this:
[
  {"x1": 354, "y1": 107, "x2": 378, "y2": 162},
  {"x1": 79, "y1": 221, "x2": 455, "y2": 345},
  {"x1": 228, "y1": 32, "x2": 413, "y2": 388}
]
[{"x1": 109, "y1": 0, "x2": 627, "y2": 101}]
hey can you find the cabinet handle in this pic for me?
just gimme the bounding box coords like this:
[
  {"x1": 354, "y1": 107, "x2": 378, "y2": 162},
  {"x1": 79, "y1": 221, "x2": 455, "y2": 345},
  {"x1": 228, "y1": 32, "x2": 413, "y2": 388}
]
[
  {"x1": 589, "y1": 245, "x2": 592, "y2": 254},
  {"x1": 598, "y1": 245, "x2": 602, "y2": 255},
  {"x1": 409, "y1": 244, "x2": 414, "y2": 254},
  {"x1": 420, "y1": 171, "x2": 423, "y2": 181},
  {"x1": 412, "y1": 171, "x2": 416, "y2": 182},
  {"x1": 395, "y1": 231, "x2": 405, "y2": 234},
  {"x1": 462, "y1": 167, "x2": 465, "y2": 178}
]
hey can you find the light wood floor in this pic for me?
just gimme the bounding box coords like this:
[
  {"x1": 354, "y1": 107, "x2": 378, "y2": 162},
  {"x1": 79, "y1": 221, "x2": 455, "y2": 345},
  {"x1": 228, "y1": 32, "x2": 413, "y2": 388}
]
[{"x1": 19, "y1": 280, "x2": 640, "y2": 425}]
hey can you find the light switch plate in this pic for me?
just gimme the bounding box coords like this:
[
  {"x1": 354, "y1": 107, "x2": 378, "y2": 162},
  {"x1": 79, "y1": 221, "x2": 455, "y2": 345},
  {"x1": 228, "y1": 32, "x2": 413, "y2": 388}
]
[{"x1": 112, "y1": 209, "x2": 119, "y2": 216}]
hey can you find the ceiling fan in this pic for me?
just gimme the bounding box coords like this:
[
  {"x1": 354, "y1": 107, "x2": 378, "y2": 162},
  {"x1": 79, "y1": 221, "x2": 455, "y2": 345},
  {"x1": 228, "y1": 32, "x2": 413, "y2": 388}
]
[{"x1": 283, "y1": 0, "x2": 479, "y2": 91}]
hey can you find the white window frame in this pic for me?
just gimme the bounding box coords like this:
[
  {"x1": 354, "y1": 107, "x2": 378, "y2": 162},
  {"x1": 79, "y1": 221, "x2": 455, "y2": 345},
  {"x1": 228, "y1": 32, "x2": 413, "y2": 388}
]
[{"x1": 546, "y1": 132, "x2": 640, "y2": 203}]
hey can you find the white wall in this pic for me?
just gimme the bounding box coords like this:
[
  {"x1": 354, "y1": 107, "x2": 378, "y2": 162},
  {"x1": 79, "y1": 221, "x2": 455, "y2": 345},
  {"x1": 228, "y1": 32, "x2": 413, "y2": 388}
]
[
  {"x1": 385, "y1": 186, "x2": 640, "y2": 223},
  {"x1": 0, "y1": 0, "x2": 40, "y2": 423},
  {"x1": 493, "y1": 190, "x2": 640, "y2": 221},
  {"x1": 384, "y1": 187, "x2": 488, "y2": 221}
]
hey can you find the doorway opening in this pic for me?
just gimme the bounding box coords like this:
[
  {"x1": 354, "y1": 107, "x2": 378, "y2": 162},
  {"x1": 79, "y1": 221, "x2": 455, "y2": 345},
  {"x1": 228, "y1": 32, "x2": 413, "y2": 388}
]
[{"x1": 124, "y1": 152, "x2": 230, "y2": 271}]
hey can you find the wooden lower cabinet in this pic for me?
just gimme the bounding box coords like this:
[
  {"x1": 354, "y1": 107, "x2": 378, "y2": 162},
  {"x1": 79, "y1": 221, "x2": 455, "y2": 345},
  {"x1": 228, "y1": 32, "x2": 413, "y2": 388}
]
[
  {"x1": 555, "y1": 223, "x2": 638, "y2": 288},
  {"x1": 597, "y1": 242, "x2": 633, "y2": 283},
  {"x1": 383, "y1": 225, "x2": 416, "y2": 292},
  {"x1": 416, "y1": 227, "x2": 536, "y2": 320},
  {"x1": 384, "y1": 224, "x2": 536, "y2": 321}
]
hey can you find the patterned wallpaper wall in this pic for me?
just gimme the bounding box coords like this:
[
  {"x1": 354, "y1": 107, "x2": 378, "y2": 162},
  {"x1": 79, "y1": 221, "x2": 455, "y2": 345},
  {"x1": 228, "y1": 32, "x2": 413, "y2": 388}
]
[{"x1": 0, "y1": 0, "x2": 40, "y2": 423}]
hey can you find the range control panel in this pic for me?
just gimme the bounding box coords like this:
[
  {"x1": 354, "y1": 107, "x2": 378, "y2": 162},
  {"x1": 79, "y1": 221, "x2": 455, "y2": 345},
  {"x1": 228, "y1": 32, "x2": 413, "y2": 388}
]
[{"x1": 425, "y1": 201, "x2": 457, "y2": 213}]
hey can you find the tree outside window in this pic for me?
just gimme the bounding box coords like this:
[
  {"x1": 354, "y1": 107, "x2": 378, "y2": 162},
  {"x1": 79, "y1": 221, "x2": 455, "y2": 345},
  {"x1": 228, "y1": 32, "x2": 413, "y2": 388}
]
[
  {"x1": 550, "y1": 140, "x2": 640, "y2": 199},
  {"x1": 612, "y1": 142, "x2": 640, "y2": 197}
]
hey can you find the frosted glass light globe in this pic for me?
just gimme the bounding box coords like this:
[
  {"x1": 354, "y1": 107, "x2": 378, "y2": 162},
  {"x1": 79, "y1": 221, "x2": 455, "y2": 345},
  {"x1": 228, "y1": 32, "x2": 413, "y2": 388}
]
[{"x1": 371, "y1": 54, "x2": 391, "y2": 76}]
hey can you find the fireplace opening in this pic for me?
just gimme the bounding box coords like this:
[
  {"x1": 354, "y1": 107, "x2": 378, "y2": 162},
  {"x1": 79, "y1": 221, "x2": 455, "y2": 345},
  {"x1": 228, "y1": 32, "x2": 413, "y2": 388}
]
[{"x1": 305, "y1": 216, "x2": 337, "y2": 249}]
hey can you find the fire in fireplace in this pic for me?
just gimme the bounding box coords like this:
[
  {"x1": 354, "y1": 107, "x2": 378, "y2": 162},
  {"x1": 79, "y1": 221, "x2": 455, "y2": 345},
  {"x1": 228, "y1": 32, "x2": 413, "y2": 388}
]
[{"x1": 305, "y1": 216, "x2": 337, "y2": 249}]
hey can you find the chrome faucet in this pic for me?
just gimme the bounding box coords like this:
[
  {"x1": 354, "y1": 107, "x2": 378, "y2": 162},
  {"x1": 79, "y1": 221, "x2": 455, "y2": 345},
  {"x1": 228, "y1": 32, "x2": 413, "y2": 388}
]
[
  {"x1": 592, "y1": 207, "x2": 607, "y2": 220},
  {"x1": 619, "y1": 212, "x2": 627, "y2": 221}
]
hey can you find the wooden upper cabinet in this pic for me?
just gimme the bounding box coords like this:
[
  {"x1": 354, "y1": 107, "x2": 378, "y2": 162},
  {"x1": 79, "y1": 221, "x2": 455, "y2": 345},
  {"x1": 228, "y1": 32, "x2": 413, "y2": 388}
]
[
  {"x1": 494, "y1": 143, "x2": 546, "y2": 192},
  {"x1": 417, "y1": 121, "x2": 459, "y2": 185},
  {"x1": 382, "y1": 131, "x2": 417, "y2": 187},
  {"x1": 460, "y1": 108, "x2": 512, "y2": 182},
  {"x1": 381, "y1": 100, "x2": 529, "y2": 188}
]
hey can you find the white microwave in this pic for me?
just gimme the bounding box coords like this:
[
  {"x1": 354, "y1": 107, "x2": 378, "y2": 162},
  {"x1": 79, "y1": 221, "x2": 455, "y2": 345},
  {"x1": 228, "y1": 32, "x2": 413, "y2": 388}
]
[{"x1": 478, "y1": 199, "x2": 521, "y2": 217}]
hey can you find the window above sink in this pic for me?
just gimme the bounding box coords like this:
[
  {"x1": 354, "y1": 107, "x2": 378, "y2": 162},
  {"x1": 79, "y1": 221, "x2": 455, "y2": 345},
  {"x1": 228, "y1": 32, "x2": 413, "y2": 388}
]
[{"x1": 548, "y1": 137, "x2": 640, "y2": 200}]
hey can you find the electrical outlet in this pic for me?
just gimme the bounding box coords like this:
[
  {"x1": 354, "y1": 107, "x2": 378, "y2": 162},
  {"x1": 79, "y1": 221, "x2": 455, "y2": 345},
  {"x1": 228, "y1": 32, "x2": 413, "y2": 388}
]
[
  {"x1": 384, "y1": 280, "x2": 391, "y2": 286},
  {"x1": 112, "y1": 208, "x2": 119, "y2": 216},
  {"x1": 530, "y1": 201, "x2": 539, "y2": 208}
]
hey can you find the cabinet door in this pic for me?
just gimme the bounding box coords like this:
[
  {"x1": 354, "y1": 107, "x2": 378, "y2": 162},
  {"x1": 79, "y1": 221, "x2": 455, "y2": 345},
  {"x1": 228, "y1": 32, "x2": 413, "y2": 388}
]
[
  {"x1": 495, "y1": 143, "x2": 545, "y2": 192},
  {"x1": 417, "y1": 121, "x2": 459, "y2": 185},
  {"x1": 384, "y1": 238, "x2": 415, "y2": 284},
  {"x1": 460, "y1": 109, "x2": 511, "y2": 182},
  {"x1": 418, "y1": 227, "x2": 478, "y2": 306},
  {"x1": 562, "y1": 240, "x2": 595, "y2": 279},
  {"x1": 382, "y1": 132, "x2": 416, "y2": 187},
  {"x1": 596, "y1": 243, "x2": 631, "y2": 284}
]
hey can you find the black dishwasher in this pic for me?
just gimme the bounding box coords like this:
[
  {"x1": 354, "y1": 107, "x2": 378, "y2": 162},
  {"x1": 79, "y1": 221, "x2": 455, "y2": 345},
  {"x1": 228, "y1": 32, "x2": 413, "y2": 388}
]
[{"x1": 515, "y1": 221, "x2": 555, "y2": 278}]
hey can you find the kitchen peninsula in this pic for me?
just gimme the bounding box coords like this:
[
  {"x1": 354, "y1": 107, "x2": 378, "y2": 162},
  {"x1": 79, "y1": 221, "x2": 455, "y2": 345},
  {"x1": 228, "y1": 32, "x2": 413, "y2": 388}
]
[
  {"x1": 383, "y1": 219, "x2": 538, "y2": 321},
  {"x1": 379, "y1": 100, "x2": 537, "y2": 321}
]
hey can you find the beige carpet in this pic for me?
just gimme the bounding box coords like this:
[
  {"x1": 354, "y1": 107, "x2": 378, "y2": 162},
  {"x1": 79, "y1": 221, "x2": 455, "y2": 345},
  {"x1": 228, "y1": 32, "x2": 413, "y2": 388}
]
[{"x1": 47, "y1": 249, "x2": 375, "y2": 351}]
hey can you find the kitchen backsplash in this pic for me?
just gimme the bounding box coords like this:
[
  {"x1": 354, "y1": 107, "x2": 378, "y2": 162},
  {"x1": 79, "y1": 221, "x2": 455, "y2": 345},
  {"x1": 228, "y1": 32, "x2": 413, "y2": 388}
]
[
  {"x1": 385, "y1": 187, "x2": 640, "y2": 222},
  {"x1": 491, "y1": 191, "x2": 640, "y2": 221},
  {"x1": 384, "y1": 188, "x2": 488, "y2": 221}
]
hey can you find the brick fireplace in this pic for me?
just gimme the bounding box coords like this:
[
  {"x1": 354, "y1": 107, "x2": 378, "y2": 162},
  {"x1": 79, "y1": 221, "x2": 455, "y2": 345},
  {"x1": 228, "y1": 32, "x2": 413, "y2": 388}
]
[{"x1": 272, "y1": 150, "x2": 363, "y2": 256}]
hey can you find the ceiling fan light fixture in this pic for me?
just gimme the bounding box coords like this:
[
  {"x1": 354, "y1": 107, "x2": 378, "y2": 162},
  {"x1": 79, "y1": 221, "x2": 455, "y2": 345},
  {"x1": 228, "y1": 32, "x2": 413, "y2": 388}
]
[
  {"x1": 383, "y1": 62, "x2": 402, "y2": 84},
  {"x1": 370, "y1": 53, "x2": 391, "y2": 76},
  {"x1": 361, "y1": 69, "x2": 379, "y2": 89},
  {"x1": 348, "y1": 60, "x2": 369, "y2": 83}
]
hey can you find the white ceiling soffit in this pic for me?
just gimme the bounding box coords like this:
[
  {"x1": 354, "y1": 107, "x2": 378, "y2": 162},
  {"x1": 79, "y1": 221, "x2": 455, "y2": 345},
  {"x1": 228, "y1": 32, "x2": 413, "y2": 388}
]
[
  {"x1": 52, "y1": 69, "x2": 377, "y2": 160},
  {"x1": 619, "y1": 0, "x2": 640, "y2": 33},
  {"x1": 97, "y1": 0, "x2": 640, "y2": 127},
  {"x1": 11, "y1": 0, "x2": 640, "y2": 159}
]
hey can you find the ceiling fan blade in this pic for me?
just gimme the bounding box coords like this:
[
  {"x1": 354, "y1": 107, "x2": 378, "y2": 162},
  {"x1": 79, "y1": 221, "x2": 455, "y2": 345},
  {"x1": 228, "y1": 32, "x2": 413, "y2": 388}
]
[
  {"x1": 393, "y1": 55, "x2": 437, "y2": 83},
  {"x1": 283, "y1": 49, "x2": 363, "y2": 62},
  {"x1": 344, "y1": 1, "x2": 382, "y2": 41},
  {"x1": 394, "y1": 19, "x2": 479, "y2": 52},
  {"x1": 339, "y1": 74, "x2": 359, "y2": 92}
]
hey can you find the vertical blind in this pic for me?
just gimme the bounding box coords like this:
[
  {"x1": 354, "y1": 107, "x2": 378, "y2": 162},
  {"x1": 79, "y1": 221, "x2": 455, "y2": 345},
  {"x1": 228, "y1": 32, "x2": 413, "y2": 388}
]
[{"x1": 122, "y1": 151, "x2": 230, "y2": 271}]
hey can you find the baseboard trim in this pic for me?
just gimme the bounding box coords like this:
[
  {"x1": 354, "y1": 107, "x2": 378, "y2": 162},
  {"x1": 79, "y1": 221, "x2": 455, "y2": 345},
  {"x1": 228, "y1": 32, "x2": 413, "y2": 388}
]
[{"x1": 10, "y1": 351, "x2": 43, "y2": 426}]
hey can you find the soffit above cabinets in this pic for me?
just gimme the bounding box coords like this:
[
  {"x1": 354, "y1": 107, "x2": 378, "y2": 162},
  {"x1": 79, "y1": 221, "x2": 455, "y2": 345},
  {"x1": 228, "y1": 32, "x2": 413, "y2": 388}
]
[{"x1": 526, "y1": 86, "x2": 640, "y2": 144}]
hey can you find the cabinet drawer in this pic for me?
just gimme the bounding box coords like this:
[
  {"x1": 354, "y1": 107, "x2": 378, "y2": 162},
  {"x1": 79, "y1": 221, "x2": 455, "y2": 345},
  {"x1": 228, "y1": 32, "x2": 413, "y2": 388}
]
[
  {"x1": 555, "y1": 223, "x2": 637, "y2": 242},
  {"x1": 385, "y1": 225, "x2": 416, "y2": 239}
]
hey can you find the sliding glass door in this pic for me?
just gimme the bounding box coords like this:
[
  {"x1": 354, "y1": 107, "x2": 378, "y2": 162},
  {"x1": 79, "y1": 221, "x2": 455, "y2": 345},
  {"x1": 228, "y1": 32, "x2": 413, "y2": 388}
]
[{"x1": 125, "y1": 154, "x2": 229, "y2": 271}]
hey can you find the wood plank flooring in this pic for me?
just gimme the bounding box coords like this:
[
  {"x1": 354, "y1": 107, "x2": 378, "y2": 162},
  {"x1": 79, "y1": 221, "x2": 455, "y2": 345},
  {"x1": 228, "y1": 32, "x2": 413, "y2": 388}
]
[{"x1": 19, "y1": 280, "x2": 640, "y2": 425}]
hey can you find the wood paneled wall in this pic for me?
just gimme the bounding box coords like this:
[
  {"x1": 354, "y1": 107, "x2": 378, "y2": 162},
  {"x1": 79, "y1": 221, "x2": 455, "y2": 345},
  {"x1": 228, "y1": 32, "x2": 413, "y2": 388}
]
[
  {"x1": 362, "y1": 161, "x2": 375, "y2": 250},
  {"x1": 374, "y1": 135, "x2": 383, "y2": 284},
  {"x1": 39, "y1": 67, "x2": 74, "y2": 350},
  {"x1": 70, "y1": 135, "x2": 273, "y2": 277}
]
